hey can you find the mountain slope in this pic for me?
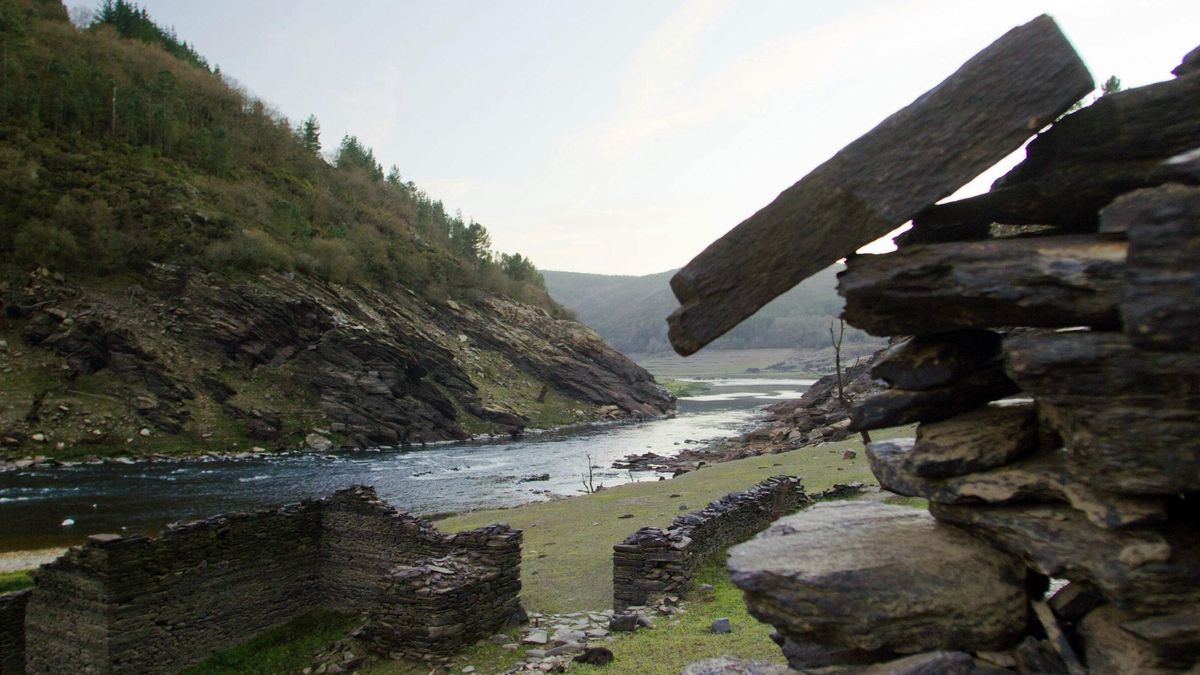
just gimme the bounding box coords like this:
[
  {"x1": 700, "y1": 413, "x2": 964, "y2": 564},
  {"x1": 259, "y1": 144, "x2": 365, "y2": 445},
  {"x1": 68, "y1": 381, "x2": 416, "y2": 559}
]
[
  {"x1": 543, "y1": 265, "x2": 872, "y2": 355},
  {"x1": 0, "y1": 1, "x2": 672, "y2": 459}
]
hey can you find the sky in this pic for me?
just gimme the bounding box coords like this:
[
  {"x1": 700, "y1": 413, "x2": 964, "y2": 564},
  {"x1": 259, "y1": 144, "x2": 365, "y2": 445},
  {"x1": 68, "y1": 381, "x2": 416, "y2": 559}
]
[{"x1": 68, "y1": 1, "x2": 1200, "y2": 275}]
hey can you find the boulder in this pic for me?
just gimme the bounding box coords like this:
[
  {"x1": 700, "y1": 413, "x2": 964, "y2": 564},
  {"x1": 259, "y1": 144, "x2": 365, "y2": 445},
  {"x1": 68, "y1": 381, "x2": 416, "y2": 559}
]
[
  {"x1": 681, "y1": 656, "x2": 792, "y2": 675},
  {"x1": 728, "y1": 502, "x2": 1027, "y2": 668}
]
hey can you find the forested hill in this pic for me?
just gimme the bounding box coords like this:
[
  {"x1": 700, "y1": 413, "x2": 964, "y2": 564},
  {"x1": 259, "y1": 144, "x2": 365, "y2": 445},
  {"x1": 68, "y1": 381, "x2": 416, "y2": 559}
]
[
  {"x1": 543, "y1": 265, "x2": 874, "y2": 355},
  {"x1": 0, "y1": 0, "x2": 550, "y2": 306},
  {"x1": 0, "y1": 0, "x2": 673, "y2": 459}
]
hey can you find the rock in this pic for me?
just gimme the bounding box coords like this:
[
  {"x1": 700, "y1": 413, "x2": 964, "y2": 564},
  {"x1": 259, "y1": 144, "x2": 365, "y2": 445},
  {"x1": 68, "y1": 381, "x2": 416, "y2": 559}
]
[
  {"x1": 138, "y1": 428, "x2": 152, "y2": 437},
  {"x1": 930, "y1": 503, "x2": 1200, "y2": 613},
  {"x1": 681, "y1": 656, "x2": 793, "y2": 675},
  {"x1": 840, "y1": 235, "x2": 1125, "y2": 336},
  {"x1": 841, "y1": 450, "x2": 857, "y2": 460},
  {"x1": 584, "y1": 628, "x2": 608, "y2": 638},
  {"x1": 1004, "y1": 331, "x2": 1200, "y2": 495},
  {"x1": 908, "y1": 402, "x2": 1037, "y2": 478},
  {"x1": 519, "y1": 473, "x2": 550, "y2": 482},
  {"x1": 1047, "y1": 580, "x2": 1103, "y2": 622},
  {"x1": 711, "y1": 617, "x2": 732, "y2": 633},
  {"x1": 305, "y1": 433, "x2": 334, "y2": 452},
  {"x1": 1079, "y1": 605, "x2": 1197, "y2": 673},
  {"x1": 490, "y1": 633, "x2": 509, "y2": 645},
  {"x1": 870, "y1": 330, "x2": 1003, "y2": 391},
  {"x1": 609, "y1": 613, "x2": 639, "y2": 632},
  {"x1": 1119, "y1": 604, "x2": 1200, "y2": 663},
  {"x1": 572, "y1": 647, "x2": 614, "y2": 666},
  {"x1": 666, "y1": 15, "x2": 1091, "y2": 354},
  {"x1": 521, "y1": 630, "x2": 548, "y2": 645},
  {"x1": 868, "y1": 439, "x2": 1167, "y2": 529},
  {"x1": 848, "y1": 365, "x2": 1019, "y2": 431},
  {"x1": 545, "y1": 642, "x2": 584, "y2": 656},
  {"x1": 461, "y1": 667, "x2": 475, "y2": 673},
  {"x1": 30, "y1": 433, "x2": 46, "y2": 442},
  {"x1": 525, "y1": 648, "x2": 547, "y2": 658},
  {"x1": 728, "y1": 502, "x2": 1027, "y2": 667}
]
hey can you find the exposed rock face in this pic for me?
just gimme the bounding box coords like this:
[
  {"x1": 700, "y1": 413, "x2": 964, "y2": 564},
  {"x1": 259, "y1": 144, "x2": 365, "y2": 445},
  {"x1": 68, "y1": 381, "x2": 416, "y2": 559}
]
[
  {"x1": 906, "y1": 402, "x2": 1037, "y2": 478},
  {"x1": 3, "y1": 269, "x2": 673, "y2": 454},
  {"x1": 728, "y1": 502, "x2": 1028, "y2": 668}
]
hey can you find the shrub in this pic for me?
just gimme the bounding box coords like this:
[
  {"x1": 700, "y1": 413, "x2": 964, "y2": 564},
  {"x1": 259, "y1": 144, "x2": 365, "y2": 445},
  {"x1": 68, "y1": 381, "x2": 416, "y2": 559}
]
[{"x1": 12, "y1": 219, "x2": 80, "y2": 270}]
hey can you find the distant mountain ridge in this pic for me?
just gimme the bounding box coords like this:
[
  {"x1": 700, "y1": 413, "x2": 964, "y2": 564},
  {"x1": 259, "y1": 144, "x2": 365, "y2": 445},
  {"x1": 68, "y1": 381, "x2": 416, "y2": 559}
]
[{"x1": 543, "y1": 265, "x2": 873, "y2": 355}]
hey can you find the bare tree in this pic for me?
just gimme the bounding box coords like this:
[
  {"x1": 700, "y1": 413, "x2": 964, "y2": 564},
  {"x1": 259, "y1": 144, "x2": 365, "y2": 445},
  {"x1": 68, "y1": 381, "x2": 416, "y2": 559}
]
[
  {"x1": 831, "y1": 319, "x2": 871, "y2": 444},
  {"x1": 580, "y1": 452, "x2": 603, "y2": 494}
]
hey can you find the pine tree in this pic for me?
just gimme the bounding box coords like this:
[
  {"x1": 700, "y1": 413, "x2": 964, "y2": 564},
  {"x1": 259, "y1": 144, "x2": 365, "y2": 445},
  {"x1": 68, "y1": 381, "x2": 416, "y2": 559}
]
[{"x1": 301, "y1": 114, "x2": 320, "y2": 153}]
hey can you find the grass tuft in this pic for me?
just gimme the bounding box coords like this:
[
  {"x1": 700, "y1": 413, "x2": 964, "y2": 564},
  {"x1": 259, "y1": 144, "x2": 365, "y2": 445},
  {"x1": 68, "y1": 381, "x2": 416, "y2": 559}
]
[{"x1": 179, "y1": 612, "x2": 358, "y2": 675}]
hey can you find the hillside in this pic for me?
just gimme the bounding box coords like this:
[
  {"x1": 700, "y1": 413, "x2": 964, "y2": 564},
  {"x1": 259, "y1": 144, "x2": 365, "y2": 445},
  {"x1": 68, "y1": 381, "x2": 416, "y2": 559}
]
[
  {"x1": 543, "y1": 264, "x2": 876, "y2": 355},
  {"x1": 0, "y1": 0, "x2": 673, "y2": 459}
]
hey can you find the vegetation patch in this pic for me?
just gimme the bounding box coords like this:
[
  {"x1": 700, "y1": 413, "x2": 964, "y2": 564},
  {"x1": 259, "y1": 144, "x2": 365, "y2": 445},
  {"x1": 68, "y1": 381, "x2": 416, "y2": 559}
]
[
  {"x1": 0, "y1": 570, "x2": 32, "y2": 593},
  {"x1": 656, "y1": 378, "x2": 711, "y2": 398},
  {"x1": 180, "y1": 612, "x2": 358, "y2": 675}
]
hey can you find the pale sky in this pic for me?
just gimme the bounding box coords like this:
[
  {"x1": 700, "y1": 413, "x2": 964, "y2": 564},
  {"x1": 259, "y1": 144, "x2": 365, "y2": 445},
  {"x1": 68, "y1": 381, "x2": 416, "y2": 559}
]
[{"x1": 70, "y1": 1, "x2": 1200, "y2": 274}]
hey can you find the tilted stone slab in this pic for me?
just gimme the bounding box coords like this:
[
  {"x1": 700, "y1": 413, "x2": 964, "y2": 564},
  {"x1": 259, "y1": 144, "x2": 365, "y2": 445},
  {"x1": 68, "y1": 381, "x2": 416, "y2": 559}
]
[
  {"x1": 913, "y1": 59, "x2": 1200, "y2": 231},
  {"x1": 931, "y1": 503, "x2": 1200, "y2": 614},
  {"x1": 665, "y1": 15, "x2": 1091, "y2": 355},
  {"x1": 909, "y1": 401, "x2": 1037, "y2": 477},
  {"x1": 1080, "y1": 605, "x2": 1199, "y2": 673},
  {"x1": 728, "y1": 502, "x2": 1027, "y2": 669},
  {"x1": 869, "y1": 438, "x2": 1167, "y2": 529},
  {"x1": 839, "y1": 234, "x2": 1126, "y2": 337}
]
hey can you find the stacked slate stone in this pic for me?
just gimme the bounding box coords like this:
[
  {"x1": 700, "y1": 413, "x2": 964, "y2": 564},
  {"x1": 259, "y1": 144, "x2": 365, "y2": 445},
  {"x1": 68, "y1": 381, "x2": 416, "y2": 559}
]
[
  {"x1": 663, "y1": 15, "x2": 1200, "y2": 674},
  {"x1": 612, "y1": 476, "x2": 809, "y2": 610},
  {"x1": 357, "y1": 548, "x2": 522, "y2": 659},
  {"x1": 729, "y1": 47, "x2": 1200, "y2": 674}
]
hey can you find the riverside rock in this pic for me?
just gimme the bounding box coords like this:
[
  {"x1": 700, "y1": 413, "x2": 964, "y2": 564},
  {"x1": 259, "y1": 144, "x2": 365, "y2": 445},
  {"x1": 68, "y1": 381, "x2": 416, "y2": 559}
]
[{"x1": 728, "y1": 502, "x2": 1027, "y2": 668}]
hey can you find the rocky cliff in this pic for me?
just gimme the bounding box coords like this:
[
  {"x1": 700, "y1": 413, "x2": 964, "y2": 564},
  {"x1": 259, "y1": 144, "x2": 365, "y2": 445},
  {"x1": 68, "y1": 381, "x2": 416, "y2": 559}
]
[{"x1": 0, "y1": 266, "x2": 674, "y2": 461}]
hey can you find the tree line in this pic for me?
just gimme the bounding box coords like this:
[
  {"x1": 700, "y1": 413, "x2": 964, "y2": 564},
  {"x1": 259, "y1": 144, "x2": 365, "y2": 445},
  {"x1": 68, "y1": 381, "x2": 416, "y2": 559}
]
[{"x1": 0, "y1": 0, "x2": 557, "y2": 312}]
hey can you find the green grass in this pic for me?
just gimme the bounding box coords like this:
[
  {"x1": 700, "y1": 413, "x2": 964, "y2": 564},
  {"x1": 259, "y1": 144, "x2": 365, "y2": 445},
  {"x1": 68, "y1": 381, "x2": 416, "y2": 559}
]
[
  {"x1": 656, "y1": 378, "x2": 711, "y2": 398},
  {"x1": 180, "y1": 612, "x2": 359, "y2": 675},
  {"x1": 574, "y1": 556, "x2": 784, "y2": 674},
  {"x1": 436, "y1": 425, "x2": 913, "y2": 613},
  {"x1": 0, "y1": 571, "x2": 32, "y2": 594}
]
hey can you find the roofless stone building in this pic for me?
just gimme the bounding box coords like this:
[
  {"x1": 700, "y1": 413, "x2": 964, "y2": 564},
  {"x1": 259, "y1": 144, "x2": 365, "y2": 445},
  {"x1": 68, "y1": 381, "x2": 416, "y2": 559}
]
[{"x1": 669, "y1": 15, "x2": 1200, "y2": 675}]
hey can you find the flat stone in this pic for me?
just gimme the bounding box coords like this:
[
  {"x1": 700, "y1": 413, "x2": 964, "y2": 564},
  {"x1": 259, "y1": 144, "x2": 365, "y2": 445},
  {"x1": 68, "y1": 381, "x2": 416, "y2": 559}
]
[
  {"x1": 908, "y1": 402, "x2": 1037, "y2": 478},
  {"x1": 869, "y1": 439, "x2": 1168, "y2": 528},
  {"x1": 681, "y1": 656, "x2": 792, "y2": 675},
  {"x1": 1047, "y1": 581, "x2": 1103, "y2": 622},
  {"x1": 711, "y1": 617, "x2": 732, "y2": 633},
  {"x1": 521, "y1": 630, "x2": 548, "y2": 645},
  {"x1": 609, "y1": 613, "x2": 638, "y2": 632},
  {"x1": 931, "y1": 503, "x2": 1200, "y2": 614},
  {"x1": 729, "y1": 502, "x2": 1027, "y2": 667}
]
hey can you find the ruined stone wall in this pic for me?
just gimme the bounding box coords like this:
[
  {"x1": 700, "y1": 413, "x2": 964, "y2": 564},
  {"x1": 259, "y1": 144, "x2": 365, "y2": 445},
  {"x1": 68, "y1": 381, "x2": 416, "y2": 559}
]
[
  {"x1": 612, "y1": 476, "x2": 808, "y2": 609},
  {"x1": 0, "y1": 590, "x2": 29, "y2": 675},
  {"x1": 26, "y1": 502, "x2": 324, "y2": 674},
  {"x1": 17, "y1": 486, "x2": 522, "y2": 675}
]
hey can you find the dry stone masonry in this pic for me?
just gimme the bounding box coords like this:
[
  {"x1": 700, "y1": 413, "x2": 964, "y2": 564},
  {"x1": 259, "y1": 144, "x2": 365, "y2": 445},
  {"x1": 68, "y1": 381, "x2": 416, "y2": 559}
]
[
  {"x1": 612, "y1": 476, "x2": 809, "y2": 610},
  {"x1": 0, "y1": 590, "x2": 29, "y2": 675},
  {"x1": 670, "y1": 15, "x2": 1200, "y2": 674},
  {"x1": 9, "y1": 486, "x2": 521, "y2": 674}
]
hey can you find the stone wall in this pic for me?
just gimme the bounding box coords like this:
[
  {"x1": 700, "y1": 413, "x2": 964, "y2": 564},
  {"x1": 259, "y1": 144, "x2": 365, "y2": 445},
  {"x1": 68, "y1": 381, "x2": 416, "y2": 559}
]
[
  {"x1": 14, "y1": 486, "x2": 521, "y2": 675},
  {"x1": 612, "y1": 476, "x2": 808, "y2": 610},
  {"x1": 0, "y1": 590, "x2": 29, "y2": 675}
]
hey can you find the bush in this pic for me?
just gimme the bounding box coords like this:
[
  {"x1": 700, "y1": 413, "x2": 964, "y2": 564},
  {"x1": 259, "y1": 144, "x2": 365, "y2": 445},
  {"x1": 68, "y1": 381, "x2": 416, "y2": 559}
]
[
  {"x1": 12, "y1": 219, "x2": 80, "y2": 270},
  {"x1": 204, "y1": 228, "x2": 293, "y2": 272}
]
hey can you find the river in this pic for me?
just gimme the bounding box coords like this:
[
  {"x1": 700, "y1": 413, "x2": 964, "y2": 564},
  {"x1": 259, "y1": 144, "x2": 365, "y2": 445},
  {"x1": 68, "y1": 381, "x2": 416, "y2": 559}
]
[{"x1": 0, "y1": 377, "x2": 812, "y2": 552}]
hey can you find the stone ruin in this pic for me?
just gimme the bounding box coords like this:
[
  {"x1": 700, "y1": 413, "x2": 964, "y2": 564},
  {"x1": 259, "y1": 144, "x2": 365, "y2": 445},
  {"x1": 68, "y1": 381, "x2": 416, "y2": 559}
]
[
  {"x1": 0, "y1": 486, "x2": 521, "y2": 674},
  {"x1": 613, "y1": 476, "x2": 810, "y2": 610},
  {"x1": 669, "y1": 14, "x2": 1200, "y2": 675}
]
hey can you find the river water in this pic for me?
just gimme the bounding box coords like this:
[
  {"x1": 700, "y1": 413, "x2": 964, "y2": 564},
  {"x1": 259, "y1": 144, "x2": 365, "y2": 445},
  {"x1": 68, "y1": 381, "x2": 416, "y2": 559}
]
[{"x1": 0, "y1": 378, "x2": 812, "y2": 551}]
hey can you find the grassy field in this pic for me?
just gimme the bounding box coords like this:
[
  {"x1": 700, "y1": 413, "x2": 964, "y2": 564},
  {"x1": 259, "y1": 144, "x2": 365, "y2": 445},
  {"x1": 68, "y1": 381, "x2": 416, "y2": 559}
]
[
  {"x1": 0, "y1": 570, "x2": 32, "y2": 594},
  {"x1": 633, "y1": 349, "x2": 803, "y2": 378}
]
